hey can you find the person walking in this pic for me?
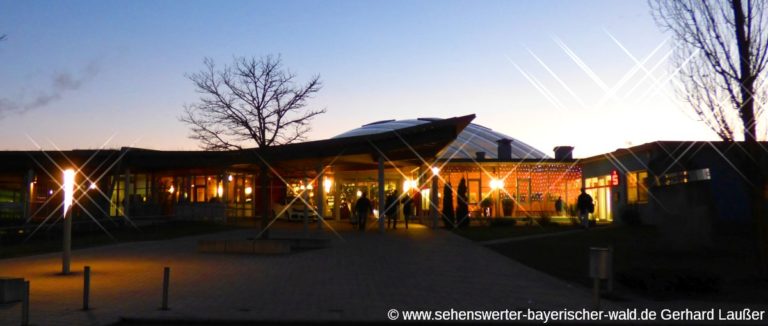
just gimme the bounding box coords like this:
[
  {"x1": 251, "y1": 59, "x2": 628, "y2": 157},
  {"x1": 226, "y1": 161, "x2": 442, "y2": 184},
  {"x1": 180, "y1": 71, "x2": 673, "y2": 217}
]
[
  {"x1": 340, "y1": 198, "x2": 352, "y2": 224},
  {"x1": 576, "y1": 188, "x2": 594, "y2": 229},
  {"x1": 355, "y1": 192, "x2": 373, "y2": 231},
  {"x1": 385, "y1": 190, "x2": 400, "y2": 229},
  {"x1": 401, "y1": 193, "x2": 412, "y2": 229},
  {"x1": 554, "y1": 196, "x2": 564, "y2": 216}
]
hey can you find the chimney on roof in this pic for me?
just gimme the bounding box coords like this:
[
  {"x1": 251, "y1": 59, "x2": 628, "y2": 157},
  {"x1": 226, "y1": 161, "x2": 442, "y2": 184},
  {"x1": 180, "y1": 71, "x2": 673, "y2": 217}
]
[
  {"x1": 553, "y1": 146, "x2": 574, "y2": 160},
  {"x1": 476, "y1": 152, "x2": 486, "y2": 160},
  {"x1": 497, "y1": 139, "x2": 512, "y2": 160}
]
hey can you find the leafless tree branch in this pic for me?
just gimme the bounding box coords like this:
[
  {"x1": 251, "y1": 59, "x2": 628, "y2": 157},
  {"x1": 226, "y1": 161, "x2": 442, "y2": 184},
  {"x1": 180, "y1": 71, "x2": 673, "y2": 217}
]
[
  {"x1": 650, "y1": 0, "x2": 768, "y2": 142},
  {"x1": 180, "y1": 55, "x2": 326, "y2": 150}
]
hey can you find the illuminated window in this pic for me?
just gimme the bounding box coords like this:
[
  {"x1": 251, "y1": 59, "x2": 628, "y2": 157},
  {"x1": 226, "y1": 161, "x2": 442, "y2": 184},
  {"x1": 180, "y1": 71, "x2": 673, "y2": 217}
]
[
  {"x1": 626, "y1": 170, "x2": 648, "y2": 204},
  {"x1": 657, "y1": 168, "x2": 710, "y2": 186}
]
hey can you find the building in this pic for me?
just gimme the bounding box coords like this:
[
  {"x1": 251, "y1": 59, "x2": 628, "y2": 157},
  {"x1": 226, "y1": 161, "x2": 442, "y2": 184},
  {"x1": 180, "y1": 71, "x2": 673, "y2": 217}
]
[
  {"x1": 0, "y1": 114, "x2": 583, "y2": 230},
  {"x1": 579, "y1": 141, "x2": 768, "y2": 236}
]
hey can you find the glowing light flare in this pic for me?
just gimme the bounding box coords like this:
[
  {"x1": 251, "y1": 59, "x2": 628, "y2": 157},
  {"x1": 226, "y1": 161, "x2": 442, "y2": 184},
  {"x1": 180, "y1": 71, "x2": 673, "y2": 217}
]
[
  {"x1": 323, "y1": 178, "x2": 332, "y2": 193},
  {"x1": 403, "y1": 179, "x2": 419, "y2": 192},
  {"x1": 217, "y1": 183, "x2": 224, "y2": 197},
  {"x1": 490, "y1": 178, "x2": 505, "y2": 190},
  {"x1": 63, "y1": 169, "x2": 75, "y2": 216},
  {"x1": 89, "y1": 183, "x2": 97, "y2": 190},
  {"x1": 431, "y1": 167, "x2": 440, "y2": 175},
  {"x1": 168, "y1": 185, "x2": 175, "y2": 194},
  {"x1": 244, "y1": 186, "x2": 253, "y2": 195}
]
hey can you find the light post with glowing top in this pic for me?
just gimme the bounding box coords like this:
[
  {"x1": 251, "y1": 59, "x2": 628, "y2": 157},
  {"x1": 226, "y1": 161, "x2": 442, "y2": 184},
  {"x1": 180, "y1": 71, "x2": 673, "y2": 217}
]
[{"x1": 62, "y1": 169, "x2": 75, "y2": 275}]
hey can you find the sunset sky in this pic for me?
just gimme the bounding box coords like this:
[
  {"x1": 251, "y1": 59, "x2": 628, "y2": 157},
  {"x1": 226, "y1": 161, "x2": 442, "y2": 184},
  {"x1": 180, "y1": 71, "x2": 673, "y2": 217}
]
[{"x1": 0, "y1": 0, "x2": 719, "y2": 158}]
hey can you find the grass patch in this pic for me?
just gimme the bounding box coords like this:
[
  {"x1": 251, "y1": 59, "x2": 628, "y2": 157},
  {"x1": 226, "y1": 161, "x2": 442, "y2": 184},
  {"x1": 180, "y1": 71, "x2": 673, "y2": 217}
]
[
  {"x1": 484, "y1": 225, "x2": 768, "y2": 302},
  {"x1": 0, "y1": 221, "x2": 240, "y2": 259}
]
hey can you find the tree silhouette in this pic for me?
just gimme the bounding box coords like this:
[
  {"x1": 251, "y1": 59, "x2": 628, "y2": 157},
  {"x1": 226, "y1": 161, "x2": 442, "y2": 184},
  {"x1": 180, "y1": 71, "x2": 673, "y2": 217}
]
[
  {"x1": 651, "y1": 0, "x2": 767, "y2": 142},
  {"x1": 181, "y1": 55, "x2": 325, "y2": 150},
  {"x1": 651, "y1": 0, "x2": 768, "y2": 275},
  {"x1": 456, "y1": 177, "x2": 470, "y2": 229},
  {"x1": 442, "y1": 182, "x2": 455, "y2": 228}
]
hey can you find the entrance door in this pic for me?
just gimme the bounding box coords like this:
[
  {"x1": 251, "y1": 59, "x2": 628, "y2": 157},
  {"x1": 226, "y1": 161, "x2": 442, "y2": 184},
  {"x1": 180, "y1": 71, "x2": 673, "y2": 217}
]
[{"x1": 586, "y1": 187, "x2": 612, "y2": 222}]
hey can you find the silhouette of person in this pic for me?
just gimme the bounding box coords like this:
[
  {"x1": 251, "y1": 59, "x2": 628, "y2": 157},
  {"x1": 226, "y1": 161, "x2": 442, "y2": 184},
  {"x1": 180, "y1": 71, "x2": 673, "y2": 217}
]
[
  {"x1": 385, "y1": 190, "x2": 400, "y2": 229},
  {"x1": 554, "y1": 196, "x2": 564, "y2": 216},
  {"x1": 340, "y1": 198, "x2": 351, "y2": 223},
  {"x1": 401, "y1": 193, "x2": 412, "y2": 229},
  {"x1": 576, "y1": 188, "x2": 594, "y2": 229},
  {"x1": 354, "y1": 192, "x2": 373, "y2": 231}
]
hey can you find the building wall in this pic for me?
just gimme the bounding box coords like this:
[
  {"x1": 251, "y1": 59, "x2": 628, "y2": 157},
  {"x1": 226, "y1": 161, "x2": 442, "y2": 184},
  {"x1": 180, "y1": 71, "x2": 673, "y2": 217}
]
[{"x1": 580, "y1": 150, "x2": 652, "y2": 224}]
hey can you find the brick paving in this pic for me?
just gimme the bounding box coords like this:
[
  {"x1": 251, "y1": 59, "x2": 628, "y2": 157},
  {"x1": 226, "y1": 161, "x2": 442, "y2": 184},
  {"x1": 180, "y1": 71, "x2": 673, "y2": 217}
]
[{"x1": 0, "y1": 222, "x2": 599, "y2": 325}]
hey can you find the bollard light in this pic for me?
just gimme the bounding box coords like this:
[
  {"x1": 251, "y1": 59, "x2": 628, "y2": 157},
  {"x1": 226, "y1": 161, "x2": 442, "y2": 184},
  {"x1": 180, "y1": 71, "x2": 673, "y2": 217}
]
[{"x1": 63, "y1": 169, "x2": 75, "y2": 215}]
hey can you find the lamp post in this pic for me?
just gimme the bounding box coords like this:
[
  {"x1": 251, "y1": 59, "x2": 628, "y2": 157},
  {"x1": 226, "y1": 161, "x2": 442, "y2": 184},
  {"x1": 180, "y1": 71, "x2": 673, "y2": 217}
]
[{"x1": 62, "y1": 169, "x2": 75, "y2": 275}]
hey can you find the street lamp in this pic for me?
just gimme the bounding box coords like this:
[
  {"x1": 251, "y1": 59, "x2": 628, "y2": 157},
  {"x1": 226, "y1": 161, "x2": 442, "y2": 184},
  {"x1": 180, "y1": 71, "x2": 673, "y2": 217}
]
[{"x1": 62, "y1": 169, "x2": 75, "y2": 274}]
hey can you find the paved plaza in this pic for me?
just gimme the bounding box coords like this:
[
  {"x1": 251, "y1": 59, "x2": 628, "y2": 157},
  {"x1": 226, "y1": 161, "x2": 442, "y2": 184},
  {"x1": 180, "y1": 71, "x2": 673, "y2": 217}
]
[{"x1": 1, "y1": 222, "x2": 600, "y2": 325}]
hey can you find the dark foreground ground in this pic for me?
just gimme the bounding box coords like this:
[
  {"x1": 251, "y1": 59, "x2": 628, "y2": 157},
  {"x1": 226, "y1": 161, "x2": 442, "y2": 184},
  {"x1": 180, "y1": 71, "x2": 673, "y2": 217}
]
[{"x1": 467, "y1": 224, "x2": 768, "y2": 303}]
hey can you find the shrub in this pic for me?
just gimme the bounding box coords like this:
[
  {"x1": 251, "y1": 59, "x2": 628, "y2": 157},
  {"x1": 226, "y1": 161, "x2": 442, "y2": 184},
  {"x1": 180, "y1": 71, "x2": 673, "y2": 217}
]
[
  {"x1": 501, "y1": 197, "x2": 514, "y2": 216},
  {"x1": 480, "y1": 197, "x2": 493, "y2": 217}
]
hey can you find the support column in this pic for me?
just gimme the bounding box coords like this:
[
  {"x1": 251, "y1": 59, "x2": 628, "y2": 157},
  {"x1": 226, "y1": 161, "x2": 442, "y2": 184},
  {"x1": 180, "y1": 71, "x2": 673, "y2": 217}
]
[
  {"x1": 123, "y1": 169, "x2": 131, "y2": 219},
  {"x1": 378, "y1": 156, "x2": 385, "y2": 233},
  {"x1": 221, "y1": 173, "x2": 229, "y2": 223},
  {"x1": 333, "y1": 179, "x2": 341, "y2": 221},
  {"x1": 23, "y1": 169, "x2": 33, "y2": 220},
  {"x1": 430, "y1": 168, "x2": 439, "y2": 229},
  {"x1": 260, "y1": 163, "x2": 270, "y2": 239},
  {"x1": 396, "y1": 175, "x2": 404, "y2": 220},
  {"x1": 316, "y1": 165, "x2": 324, "y2": 230},
  {"x1": 303, "y1": 177, "x2": 309, "y2": 236}
]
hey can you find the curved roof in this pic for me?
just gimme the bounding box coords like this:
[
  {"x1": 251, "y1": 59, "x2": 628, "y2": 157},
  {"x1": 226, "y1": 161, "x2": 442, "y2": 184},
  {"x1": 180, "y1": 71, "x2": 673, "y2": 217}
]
[{"x1": 332, "y1": 118, "x2": 550, "y2": 160}]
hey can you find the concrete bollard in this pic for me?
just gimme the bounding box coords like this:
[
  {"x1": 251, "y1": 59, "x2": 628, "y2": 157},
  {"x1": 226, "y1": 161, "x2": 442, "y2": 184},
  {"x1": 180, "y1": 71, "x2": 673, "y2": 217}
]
[
  {"x1": 607, "y1": 246, "x2": 614, "y2": 294},
  {"x1": 21, "y1": 280, "x2": 29, "y2": 326},
  {"x1": 161, "y1": 267, "x2": 170, "y2": 310},
  {"x1": 83, "y1": 266, "x2": 91, "y2": 310},
  {"x1": 589, "y1": 247, "x2": 611, "y2": 310}
]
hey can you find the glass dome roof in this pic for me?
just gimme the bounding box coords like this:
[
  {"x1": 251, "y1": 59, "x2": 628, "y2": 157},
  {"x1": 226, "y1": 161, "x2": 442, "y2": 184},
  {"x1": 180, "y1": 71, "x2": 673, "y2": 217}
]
[{"x1": 332, "y1": 118, "x2": 550, "y2": 160}]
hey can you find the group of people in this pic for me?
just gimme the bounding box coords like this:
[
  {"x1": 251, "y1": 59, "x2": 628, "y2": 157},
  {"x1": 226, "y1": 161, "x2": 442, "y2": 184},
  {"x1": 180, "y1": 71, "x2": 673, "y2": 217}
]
[
  {"x1": 345, "y1": 187, "x2": 595, "y2": 230},
  {"x1": 349, "y1": 190, "x2": 414, "y2": 231}
]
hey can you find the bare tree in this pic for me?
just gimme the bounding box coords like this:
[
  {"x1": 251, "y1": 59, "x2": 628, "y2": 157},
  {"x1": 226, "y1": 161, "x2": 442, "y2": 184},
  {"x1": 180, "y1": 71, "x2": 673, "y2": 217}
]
[
  {"x1": 651, "y1": 0, "x2": 768, "y2": 275},
  {"x1": 181, "y1": 55, "x2": 325, "y2": 150},
  {"x1": 651, "y1": 0, "x2": 768, "y2": 142}
]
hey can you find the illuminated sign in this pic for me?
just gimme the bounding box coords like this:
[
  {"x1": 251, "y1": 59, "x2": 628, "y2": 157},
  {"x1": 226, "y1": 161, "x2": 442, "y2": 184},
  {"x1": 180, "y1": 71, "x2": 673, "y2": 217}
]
[{"x1": 610, "y1": 170, "x2": 619, "y2": 186}]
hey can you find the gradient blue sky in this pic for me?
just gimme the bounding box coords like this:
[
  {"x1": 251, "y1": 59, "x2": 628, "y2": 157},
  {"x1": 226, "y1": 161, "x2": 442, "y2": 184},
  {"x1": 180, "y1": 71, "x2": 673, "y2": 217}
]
[{"x1": 0, "y1": 0, "x2": 717, "y2": 157}]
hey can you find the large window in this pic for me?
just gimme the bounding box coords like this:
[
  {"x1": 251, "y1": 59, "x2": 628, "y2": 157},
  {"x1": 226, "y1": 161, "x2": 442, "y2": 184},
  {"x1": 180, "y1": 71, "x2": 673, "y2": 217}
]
[{"x1": 626, "y1": 170, "x2": 648, "y2": 204}]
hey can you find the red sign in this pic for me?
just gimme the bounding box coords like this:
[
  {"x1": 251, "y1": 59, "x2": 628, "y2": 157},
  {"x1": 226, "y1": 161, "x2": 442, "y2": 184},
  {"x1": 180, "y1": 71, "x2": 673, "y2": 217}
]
[{"x1": 610, "y1": 170, "x2": 619, "y2": 186}]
